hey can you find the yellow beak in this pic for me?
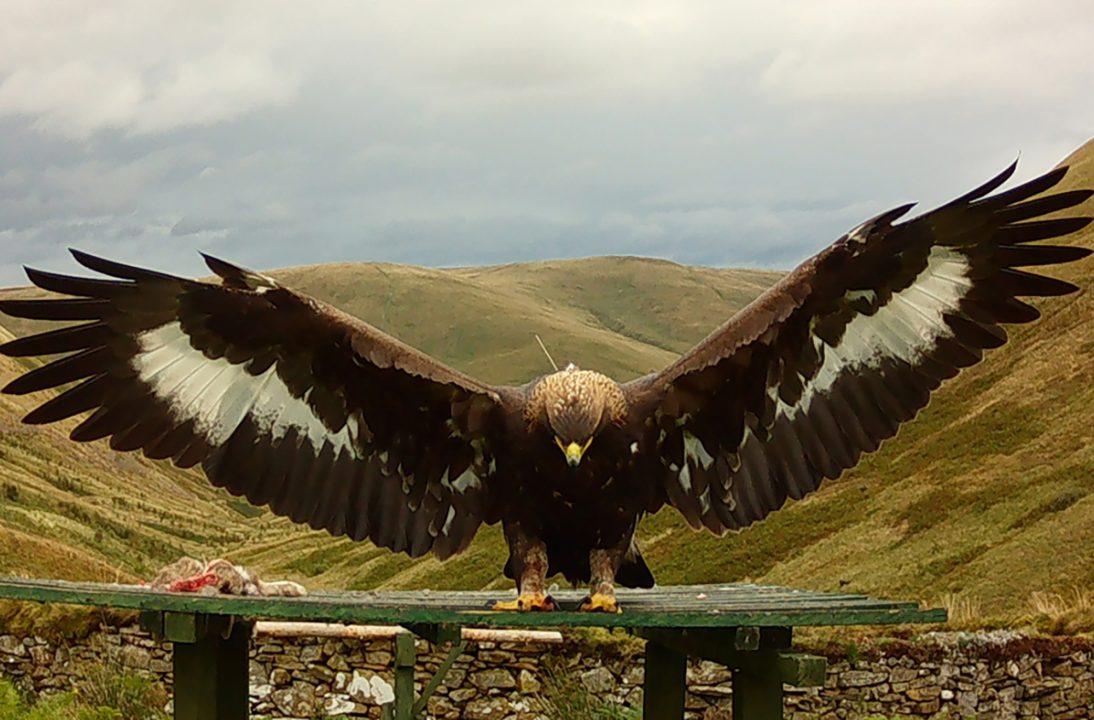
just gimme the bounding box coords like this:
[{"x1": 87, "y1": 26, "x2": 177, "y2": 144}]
[{"x1": 556, "y1": 437, "x2": 592, "y2": 467}]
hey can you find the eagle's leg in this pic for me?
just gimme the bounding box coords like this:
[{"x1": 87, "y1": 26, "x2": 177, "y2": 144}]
[
  {"x1": 491, "y1": 534, "x2": 556, "y2": 612},
  {"x1": 579, "y1": 548, "x2": 623, "y2": 613}
]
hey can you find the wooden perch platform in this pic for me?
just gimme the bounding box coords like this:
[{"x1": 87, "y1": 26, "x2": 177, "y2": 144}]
[{"x1": 0, "y1": 578, "x2": 945, "y2": 720}]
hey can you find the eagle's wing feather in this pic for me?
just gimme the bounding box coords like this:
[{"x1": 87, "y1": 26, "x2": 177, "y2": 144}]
[
  {"x1": 624, "y1": 162, "x2": 1092, "y2": 533},
  {"x1": 0, "y1": 251, "x2": 512, "y2": 559}
]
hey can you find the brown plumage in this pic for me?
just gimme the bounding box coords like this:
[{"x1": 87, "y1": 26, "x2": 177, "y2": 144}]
[
  {"x1": 1, "y1": 160, "x2": 1090, "y2": 611},
  {"x1": 525, "y1": 366, "x2": 627, "y2": 441}
]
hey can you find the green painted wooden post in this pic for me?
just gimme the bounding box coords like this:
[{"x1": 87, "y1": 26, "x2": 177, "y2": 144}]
[
  {"x1": 391, "y1": 631, "x2": 416, "y2": 720},
  {"x1": 642, "y1": 636, "x2": 687, "y2": 720},
  {"x1": 732, "y1": 664, "x2": 783, "y2": 719},
  {"x1": 171, "y1": 616, "x2": 251, "y2": 720},
  {"x1": 731, "y1": 626, "x2": 792, "y2": 720}
]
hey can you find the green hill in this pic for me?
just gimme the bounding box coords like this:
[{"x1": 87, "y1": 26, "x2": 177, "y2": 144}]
[{"x1": 1, "y1": 140, "x2": 1091, "y2": 627}]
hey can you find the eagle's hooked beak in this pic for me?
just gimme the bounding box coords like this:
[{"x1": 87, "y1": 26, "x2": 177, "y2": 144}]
[{"x1": 555, "y1": 436, "x2": 593, "y2": 467}]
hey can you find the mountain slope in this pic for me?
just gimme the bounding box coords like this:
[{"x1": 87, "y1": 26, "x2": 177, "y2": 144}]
[{"x1": 0, "y1": 140, "x2": 1090, "y2": 623}]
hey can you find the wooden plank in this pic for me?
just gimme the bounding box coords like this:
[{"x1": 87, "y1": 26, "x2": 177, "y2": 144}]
[
  {"x1": 0, "y1": 578, "x2": 890, "y2": 602},
  {"x1": 172, "y1": 619, "x2": 251, "y2": 720},
  {"x1": 642, "y1": 637, "x2": 687, "y2": 720},
  {"x1": 0, "y1": 578, "x2": 948, "y2": 628},
  {"x1": 253, "y1": 622, "x2": 563, "y2": 643},
  {"x1": 774, "y1": 653, "x2": 826, "y2": 687},
  {"x1": 391, "y1": 632, "x2": 416, "y2": 720},
  {"x1": 0, "y1": 578, "x2": 911, "y2": 606},
  {"x1": 461, "y1": 628, "x2": 563, "y2": 643}
]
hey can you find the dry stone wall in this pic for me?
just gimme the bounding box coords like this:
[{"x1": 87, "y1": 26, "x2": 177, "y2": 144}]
[{"x1": 0, "y1": 626, "x2": 1089, "y2": 718}]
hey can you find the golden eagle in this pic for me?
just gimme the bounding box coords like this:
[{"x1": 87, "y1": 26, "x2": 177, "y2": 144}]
[{"x1": 1, "y1": 162, "x2": 1090, "y2": 613}]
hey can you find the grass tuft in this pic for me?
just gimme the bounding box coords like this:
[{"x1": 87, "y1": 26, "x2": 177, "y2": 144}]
[
  {"x1": 0, "y1": 666, "x2": 166, "y2": 720},
  {"x1": 1026, "y1": 588, "x2": 1093, "y2": 635},
  {"x1": 533, "y1": 657, "x2": 638, "y2": 720}
]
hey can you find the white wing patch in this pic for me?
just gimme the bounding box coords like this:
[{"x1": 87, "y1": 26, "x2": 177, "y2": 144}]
[
  {"x1": 785, "y1": 246, "x2": 970, "y2": 420},
  {"x1": 131, "y1": 322, "x2": 360, "y2": 455},
  {"x1": 444, "y1": 466, "x2": 481, "y2": 492},
  {"x1": 681, "y1": 431, "x2": 714, "y2": 487},
  {"x1": 681, "y1": 246, "x2": 971, "y2": 474}
]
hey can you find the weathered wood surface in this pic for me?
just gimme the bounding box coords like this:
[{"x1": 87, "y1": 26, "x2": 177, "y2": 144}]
[
  {"x1": 253, "y1": 622, "x2": 563, "y2": 643},
  {"x1": 0, "y1": 578, "x2": 945, "y2": 627}
]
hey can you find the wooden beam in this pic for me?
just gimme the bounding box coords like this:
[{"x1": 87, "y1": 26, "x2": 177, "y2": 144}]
[
  {"x1": 642, "y1": 637, "x2": 687, "y2": 720},
  {"x1": 637, "y1": 627, "x2": 825, "y2": 688},
  {"x1": 773, "y1": 653, "x2": 826, "y2": 688},
  {"x1": 412, "y1": 640, "x2": 468, "y2": 718},
  {"x1": 461, "y1": 627, "x2": 563, "y2": 643},
  {"x1": 172, "y1": 618, "x2": 252, "y2": 720},
  {"x1": 253, "y1": 621, "x2": 562, "y2": 643},
  {"x1": 637, "y1": 627, "x2": 769, "y2": 666},
  {"x1": 391, "y1": 632, "x2": 416, "y2": 720},
  {"x1": 257, "y1": 621, "x2": 405, "y2": 640}
]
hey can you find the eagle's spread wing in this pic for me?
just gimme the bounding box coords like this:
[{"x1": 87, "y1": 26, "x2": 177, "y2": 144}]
[
  {"x1": 0, "y1": 251, "x2": 510, "y2": 559},
  {"x1": 624, "y1": 162, "x2": 1091, "y2": 534}
]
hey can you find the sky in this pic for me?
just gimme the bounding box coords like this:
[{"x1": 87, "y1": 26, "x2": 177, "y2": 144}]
[{"x1": 0, "y1": 1, "x2": 1091, "y2": 286}]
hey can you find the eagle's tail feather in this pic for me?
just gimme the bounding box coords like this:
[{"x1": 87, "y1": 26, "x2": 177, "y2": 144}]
[{"x1": 617, "y1": 543, "x2": 655, "y2": 589}]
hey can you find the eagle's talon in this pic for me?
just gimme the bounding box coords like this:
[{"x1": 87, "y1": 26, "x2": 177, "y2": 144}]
[
  {"x1": 579, "y1": 593, "x2": 621, "y2": 613},
  {"x1": 490, "y1": 593, "x2": 557, "y2": 612}
]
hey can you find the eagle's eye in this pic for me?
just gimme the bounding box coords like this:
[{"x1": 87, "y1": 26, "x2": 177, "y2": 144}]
[{"x1": 554, "y1": 435, "x2": 593, "y2": 467}]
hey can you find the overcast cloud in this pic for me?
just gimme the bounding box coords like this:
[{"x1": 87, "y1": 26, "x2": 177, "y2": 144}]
[{"x1": 0, "y1": 1, "x2": 1091, "y2": 285}]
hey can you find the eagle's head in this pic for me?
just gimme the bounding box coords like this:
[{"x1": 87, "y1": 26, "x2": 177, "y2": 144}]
[{"x1": 530, "y1": 364, "x2": 627, "y2": 467}]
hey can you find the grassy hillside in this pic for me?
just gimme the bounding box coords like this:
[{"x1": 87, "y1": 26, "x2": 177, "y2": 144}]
[{"x1": 0, "y1": 140, "x2": 1091, "y2": 627}]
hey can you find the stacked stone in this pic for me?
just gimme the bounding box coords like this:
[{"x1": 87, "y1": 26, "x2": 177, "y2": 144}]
[
  {"x1": 246, "y1": 637, "x2": 577, "y2": 719},
  {"x1": 0, "y1": 627, "x2": 1090, "y2": 719},
  {"x1": 784, "y1": 633, "x2": 1093, "y2": 720}
]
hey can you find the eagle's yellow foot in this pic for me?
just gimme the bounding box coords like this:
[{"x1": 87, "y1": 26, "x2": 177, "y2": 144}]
[
  {"x1": 490, "y1": 593, "x2": 557, "y2": 612},
  {"x1": 579, "y1": 593, "x2": 621, "y2": 614}
]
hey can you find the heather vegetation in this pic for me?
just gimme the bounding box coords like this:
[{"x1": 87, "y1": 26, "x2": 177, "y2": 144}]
[{"x1": 0, "y1": 666, "x2": 167, "y2": 720}]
